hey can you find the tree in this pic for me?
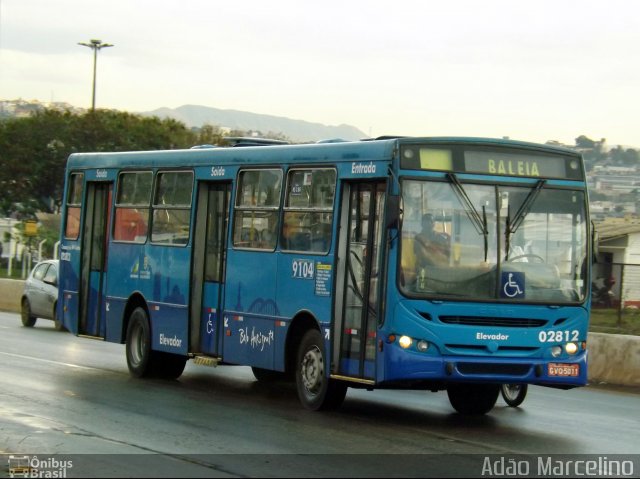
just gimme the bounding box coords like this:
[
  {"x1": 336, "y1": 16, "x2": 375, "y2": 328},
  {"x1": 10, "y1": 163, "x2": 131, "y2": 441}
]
[
  {"x1": 575, "y1": 135, "x2": 597, "y2": 149},
  {"x1": 0, "y1": 109, "x2": 197, "y2": 217},
  {"x1": 0, "y1": 109, "x2": 75, "y2": 217},
  {"x1": 193, "y1": 124, "x2": 226, "y2": 146},
  {"x1": 613, "y1": 147, "x2": 639, "y2": 166},
  {"x1": 0, "y1": 109, "x2": 293, "y2": 218}
]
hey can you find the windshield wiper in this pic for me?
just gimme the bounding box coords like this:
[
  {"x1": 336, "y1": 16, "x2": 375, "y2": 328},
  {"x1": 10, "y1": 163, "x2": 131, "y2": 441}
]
[
  {"x1": 505, "y1": 179, "x2": 546, "y2": 260},
  {"x1": 446, "y1": 173, "x2": 489, "y2": 261}
]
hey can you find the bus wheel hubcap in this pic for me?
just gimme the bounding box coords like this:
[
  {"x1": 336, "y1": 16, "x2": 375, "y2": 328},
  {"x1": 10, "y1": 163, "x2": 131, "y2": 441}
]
[
  {"x1": 301, "y1": 346, "x2": 323, "y2": 394},
  {"x1": 130, "y1": 323, "x2": 144, "y2": 365}
]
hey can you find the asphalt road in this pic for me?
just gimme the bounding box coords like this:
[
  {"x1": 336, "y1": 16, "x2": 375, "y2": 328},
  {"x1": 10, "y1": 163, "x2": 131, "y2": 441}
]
[{"x1": 1, "y1": 311, "x2": 638, "y2": 477}]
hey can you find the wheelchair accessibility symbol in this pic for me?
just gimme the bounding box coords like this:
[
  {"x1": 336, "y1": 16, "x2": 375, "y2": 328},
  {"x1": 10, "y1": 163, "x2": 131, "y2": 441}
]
[{"x1": 501, "y1": 272, "x2": 525, "y2": 298}]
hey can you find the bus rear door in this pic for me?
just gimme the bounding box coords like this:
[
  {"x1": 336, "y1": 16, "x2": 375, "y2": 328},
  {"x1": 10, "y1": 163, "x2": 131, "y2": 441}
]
[
  {"x1": 79, "y1": 181, "x2": 112, "y2": 338},
  {"x1": 333, "y1": 181, "x2": 386, "y2": 382},
  {"x1": 189, "y1": 182, "x2": 231, "y2": 356}
]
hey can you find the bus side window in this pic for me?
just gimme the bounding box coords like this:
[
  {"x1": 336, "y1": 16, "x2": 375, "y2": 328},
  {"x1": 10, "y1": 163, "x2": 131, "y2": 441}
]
[
  {"x1": 151, "y1": 171, "x2": 194, "y2": 246},
  {"x1": 282, "y1": 168, "x2": 336, "y2": 254},
  {"x1": 233, "y1": 168, "x2": 283, "y2": 251},
  {"x1": 64, "y1": 172, "x2": 84, "y2": 240},
  {"x1": 114, "y1": 171, "x2": 152, "y2": 243},
  {"x1": 311, "y1": 222, "x2": 331, "y2": 251}
]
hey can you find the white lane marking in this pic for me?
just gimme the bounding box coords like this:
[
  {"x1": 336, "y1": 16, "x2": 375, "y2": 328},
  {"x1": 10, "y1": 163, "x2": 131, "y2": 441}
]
[{"x1": 0, "y1": 351, "x2": 99, "y2": 370}]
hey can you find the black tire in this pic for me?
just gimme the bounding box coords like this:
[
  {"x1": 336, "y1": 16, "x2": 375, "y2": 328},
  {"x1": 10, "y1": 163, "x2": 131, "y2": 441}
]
[
  {"x1": 125, "y1": 307, "x2": 156, "y2": 378},
  {"x1": 447, "y1": 383, "x2": 500, "y2": 415},
  {"x1": 501, "y1": 384, "x2": 528, "y2": 407},
  {"x1": 21, "y1": 298, "x2": 37, "y2": 327},
  {"x1": 252, "y1": 366, "x2": 286, "y2": 383},
  {"x1": 157, "y1": 352, "x2": 187, "y2": 380},
  {"x1": 295, "y1": 329, "x2": 347, "y2": 411}
]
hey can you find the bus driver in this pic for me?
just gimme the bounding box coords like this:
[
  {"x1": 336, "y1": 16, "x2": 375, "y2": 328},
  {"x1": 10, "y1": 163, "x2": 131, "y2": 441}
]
[{"x1": 414, "y1": 213, "x2": 450, "y2": 269}]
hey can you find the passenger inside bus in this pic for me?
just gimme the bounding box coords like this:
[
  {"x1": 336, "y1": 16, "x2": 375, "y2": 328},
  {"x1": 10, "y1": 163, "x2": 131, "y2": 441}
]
[{"x1": 281, "y1": 216, "x2": 310, "y2": 251}]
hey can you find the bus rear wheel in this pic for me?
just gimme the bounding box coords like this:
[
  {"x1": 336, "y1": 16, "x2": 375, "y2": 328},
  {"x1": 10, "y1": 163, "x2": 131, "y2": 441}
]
[
  {"x1": 157, "y1": 352, "x2": 187, "y2": 380},
  {"x1": 295, "y1": 329, "x2": 347, "y2": 411},
  {"x1": 125, "y1": 307, "x2": 157, "y2": 378},
  {"x1": 447, "y1": 383, "x2": 500, "y2": 415}
]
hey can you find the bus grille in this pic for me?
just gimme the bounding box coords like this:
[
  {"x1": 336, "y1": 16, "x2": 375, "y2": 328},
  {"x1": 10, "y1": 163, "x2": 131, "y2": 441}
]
[
  {"x1": 456, "y1": 362, "x2": 531, "y2": 376},
  {"x1": 439, "y1": 316, "x2": 547, "y2": 328},
  {"x1": 446, "y1": 344, "x2": 538, "y2": 353}
]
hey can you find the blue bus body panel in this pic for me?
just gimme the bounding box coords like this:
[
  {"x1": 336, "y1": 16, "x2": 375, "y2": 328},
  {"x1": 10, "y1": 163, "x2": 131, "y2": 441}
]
[
  {"x1": 222, "y1": 248, "x2": 279, "y2": 368},
  {"x1": 379, "y1": 297, "x2": 589, "y2": 386},
  {"x1": 105, "y1": 242, "x2": 191, "y2": 352},
  {"x1": 199, "y1": 283, "x2": 222, "y2": 355},
  {"x1": 104, "y1": 297, "x2": 126, "y2": 343},
  {"x1": 149, "y1": 302, "x2": 189, "y2": 355},
  {"x1": 223, "y1": 313, "x2": 277, "y2": 369},
  {"x1": 340, "y1": 359, "x2": 376, "y2": 378},
  {"x1": 59, "y1": 245, "x2": 81, "y2": 335},
  {"x1": 276, "y1": 254, "x2": 333, "y2": 321},
  {"x1": 221, "y1": 249, "x2": 335, "y2": 371}
]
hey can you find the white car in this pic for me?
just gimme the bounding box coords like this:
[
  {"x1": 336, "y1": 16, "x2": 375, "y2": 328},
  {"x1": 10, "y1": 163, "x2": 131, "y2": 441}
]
[{"x1": 21, "y1": 259, "x2": 63, "y2": 330}]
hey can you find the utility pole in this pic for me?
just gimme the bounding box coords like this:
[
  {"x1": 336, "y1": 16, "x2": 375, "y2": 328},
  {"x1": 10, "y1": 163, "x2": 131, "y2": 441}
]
[{"x1": 78, "y1": 39, "x2": 113, "y2": 111}]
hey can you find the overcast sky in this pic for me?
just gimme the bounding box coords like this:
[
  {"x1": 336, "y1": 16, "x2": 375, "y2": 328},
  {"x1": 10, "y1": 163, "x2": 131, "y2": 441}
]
[{"x1": 1, "y1": 0, "x2": 639, "y2": 146}]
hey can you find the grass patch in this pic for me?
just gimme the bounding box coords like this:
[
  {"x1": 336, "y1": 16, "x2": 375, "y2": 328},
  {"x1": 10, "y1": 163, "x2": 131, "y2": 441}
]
[
  {"x1": 0, "y1": 267, "x2": 28, "y2": 280},
  {"x1": 590, "y1": 308, "x2": 640, "y2": 336}
]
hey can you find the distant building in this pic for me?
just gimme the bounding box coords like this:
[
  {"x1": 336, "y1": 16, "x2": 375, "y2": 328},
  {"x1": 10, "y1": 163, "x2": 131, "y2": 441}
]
[
  {"x1": 0, "y1": 98, "x2": 85, "y2": 119},
  {"x1": 595, "y1": 219, "x2": 640, "y2": 307}
]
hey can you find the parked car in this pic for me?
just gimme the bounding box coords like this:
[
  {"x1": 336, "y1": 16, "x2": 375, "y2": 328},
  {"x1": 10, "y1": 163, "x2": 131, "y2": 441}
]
[{"x1": 21, "y1": 259, "x2": 63, "y2": 330}]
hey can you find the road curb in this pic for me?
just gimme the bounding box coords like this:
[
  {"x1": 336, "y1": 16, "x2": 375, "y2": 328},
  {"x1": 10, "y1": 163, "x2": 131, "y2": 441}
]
[{"x1": 587, "y1": 332, "x2": 640, "y2": 387}]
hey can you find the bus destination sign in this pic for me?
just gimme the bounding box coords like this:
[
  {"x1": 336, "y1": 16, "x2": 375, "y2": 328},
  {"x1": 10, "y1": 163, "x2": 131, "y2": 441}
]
[
  {"x1": 463, "y1": 151, "x2": 567, "y2": 178},
  {"x1": 400, "y1": 145, "x2": 583, "y2": 180}
]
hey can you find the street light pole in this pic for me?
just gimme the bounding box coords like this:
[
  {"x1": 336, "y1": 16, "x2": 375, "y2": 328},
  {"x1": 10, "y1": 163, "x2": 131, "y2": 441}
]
[{"x1": 78, "y1": 39, "x2": 113, "y2": 111}]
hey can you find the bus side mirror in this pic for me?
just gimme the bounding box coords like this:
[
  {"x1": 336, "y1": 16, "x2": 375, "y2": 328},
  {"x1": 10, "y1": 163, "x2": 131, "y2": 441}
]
[{"x1": 386, "y1": 195, "x2": 400, "y2": 229}]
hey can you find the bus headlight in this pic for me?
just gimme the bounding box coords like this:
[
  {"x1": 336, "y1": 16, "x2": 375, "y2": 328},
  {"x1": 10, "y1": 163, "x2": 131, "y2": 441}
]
[
  {"x1": 417, "y1": 340, "x2": 429, "y2": 352},
  {"x1": 551, "y1": 346, "x2": 562, "y2": 358},
  {"x1": 398, "y1": 336, "x2": 413, "y2": 349},
  {"x1": 565, "y1": 342, "x2": 578, "y2": 355}
]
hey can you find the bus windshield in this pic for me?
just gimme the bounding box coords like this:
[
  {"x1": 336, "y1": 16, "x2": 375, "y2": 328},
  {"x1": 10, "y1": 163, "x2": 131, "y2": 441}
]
[{"x1": 399, "y1": 178, "x2": 588, "y2": 303}]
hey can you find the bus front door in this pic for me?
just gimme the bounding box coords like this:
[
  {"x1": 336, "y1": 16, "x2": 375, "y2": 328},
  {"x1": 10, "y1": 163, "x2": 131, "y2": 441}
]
[
  {"x1": 79, "y1": 182, "x2": 112, "y2": 338},
  {"x1": 334, "y1": 182, "x2": 386, "y2": 381},
  {"x1": 190, "y1": 182, "x2": 230, "y2": 356}
]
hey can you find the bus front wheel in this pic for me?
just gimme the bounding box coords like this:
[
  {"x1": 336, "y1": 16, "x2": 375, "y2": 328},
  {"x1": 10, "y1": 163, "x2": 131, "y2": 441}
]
[
  {"x1": 447, "y1": 383, "x2": 500, "y2": 415},
  {"x1": 501, "y1": 383, "x2": 528, "y2": 407},
  {"x1": 125, "y1": 307, "x2": 157, "y2": 378},
  {"x1": 295, "y1": 329, "x2": 347, "y2": 411}
]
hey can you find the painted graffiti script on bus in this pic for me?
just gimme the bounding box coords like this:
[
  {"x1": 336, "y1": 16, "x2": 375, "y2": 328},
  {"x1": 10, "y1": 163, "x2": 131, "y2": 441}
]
[{"x1": 239, "y1": 327, "x2": 275, "y2": 351}]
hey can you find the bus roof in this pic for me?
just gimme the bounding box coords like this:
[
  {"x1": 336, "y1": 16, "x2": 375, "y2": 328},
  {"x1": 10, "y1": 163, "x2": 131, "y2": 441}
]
[{"x1": 66, "y1": 136, "x2": 579, "y2": 170}]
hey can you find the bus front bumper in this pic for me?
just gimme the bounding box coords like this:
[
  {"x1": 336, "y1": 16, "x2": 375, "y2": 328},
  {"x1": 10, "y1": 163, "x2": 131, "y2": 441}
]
[{"x1": 383, "y1": 343, "x2": 588, "y2": 388}]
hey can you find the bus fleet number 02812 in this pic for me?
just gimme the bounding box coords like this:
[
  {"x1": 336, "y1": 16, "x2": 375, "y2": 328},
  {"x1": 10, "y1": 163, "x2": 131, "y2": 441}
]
[{"x1": 538, "y1": 330, "x2": 579, "y2": 343}]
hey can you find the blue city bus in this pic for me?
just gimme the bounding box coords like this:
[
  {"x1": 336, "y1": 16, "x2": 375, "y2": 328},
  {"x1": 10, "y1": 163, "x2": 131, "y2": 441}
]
[{"x1": 58, "y1": 136, "x2": 592, "y2": 414}]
